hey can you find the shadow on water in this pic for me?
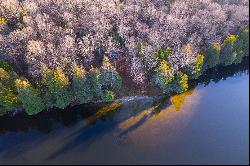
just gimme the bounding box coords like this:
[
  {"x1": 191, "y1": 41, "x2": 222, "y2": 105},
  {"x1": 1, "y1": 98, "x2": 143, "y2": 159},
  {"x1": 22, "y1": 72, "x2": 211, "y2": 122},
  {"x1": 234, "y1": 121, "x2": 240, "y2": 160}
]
[
  {"x1": 118, "y1": 96, "x2": 171, "y2": 137},
  {"x1": 46, "y1": 95, "x2": 175, "y2": 160},
  {"x1": 0, "y1": 57, "x2": 248, "y2": 135}
]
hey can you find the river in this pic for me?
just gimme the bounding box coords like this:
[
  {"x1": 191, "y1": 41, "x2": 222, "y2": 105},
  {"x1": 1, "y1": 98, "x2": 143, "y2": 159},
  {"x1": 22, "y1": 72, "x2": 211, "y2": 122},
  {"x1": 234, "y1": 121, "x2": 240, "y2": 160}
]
[{"x1": 0, "y1": 63, "x2": 249, "y2": 164}]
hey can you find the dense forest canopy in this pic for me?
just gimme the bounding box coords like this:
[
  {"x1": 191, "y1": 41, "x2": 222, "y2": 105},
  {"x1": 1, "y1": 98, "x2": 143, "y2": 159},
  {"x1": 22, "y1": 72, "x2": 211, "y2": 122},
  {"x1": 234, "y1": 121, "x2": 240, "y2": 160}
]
[
  {"x1": 0, "y1": 0, "x2": 249, "y2": 82},
  {"x1": 0, "y1": 0, "x2": 249, "y2": 115}
]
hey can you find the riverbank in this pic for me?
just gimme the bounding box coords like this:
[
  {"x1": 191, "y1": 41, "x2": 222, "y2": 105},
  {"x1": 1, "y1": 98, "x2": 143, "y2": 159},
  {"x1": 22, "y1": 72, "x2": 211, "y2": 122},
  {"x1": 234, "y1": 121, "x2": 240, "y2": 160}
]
[{"x1": 1, "y1": 57, "x2": 248, "y2": 118}]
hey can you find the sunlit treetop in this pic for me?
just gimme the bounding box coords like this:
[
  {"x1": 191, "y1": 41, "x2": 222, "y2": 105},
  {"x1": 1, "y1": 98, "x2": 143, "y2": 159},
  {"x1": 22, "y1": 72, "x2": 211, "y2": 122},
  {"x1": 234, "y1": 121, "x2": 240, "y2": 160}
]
[
  {"x1": 244, "y1": 28, "x2": 249, "y2": 33},
  {"x1": 102, "y1": 56, "x2": 113, "y2": 70},
  {"x1": 212, "y1": 42, "x2": 221, "y2": 54},
  {"x1": 224, "y1": 35, "x2": 238, "y2": 45},
  {"x1": 41, "y1": 65, "x2": 69, "y2": 87},
  {"x1": 15, "y1": 79, "x2": 31, "y2": 89},
  {"x1": 53, "y1": 67, "x2": 69, "y2": 86},
  {"x1": 197, "y1": 53, "x2": 204, "y2": 63},
  {"x1": 159, "y1": 60, "x2": 173, "y2": 74},
  {"x1": 0, "y1": 68, "x2": 10, "y2": 80},
  {"x1": 89, "y1": 66, "x2": 100, "y2": 76},
  {"x1": 72, "y1": 64, "x2": 85, "y2": 78},
  {"x1": 0, "y1": 17, "x2": 7, "y2": 24},
  {"x1": 184, "y1": 44, "x2": 194, "y2": 55}
]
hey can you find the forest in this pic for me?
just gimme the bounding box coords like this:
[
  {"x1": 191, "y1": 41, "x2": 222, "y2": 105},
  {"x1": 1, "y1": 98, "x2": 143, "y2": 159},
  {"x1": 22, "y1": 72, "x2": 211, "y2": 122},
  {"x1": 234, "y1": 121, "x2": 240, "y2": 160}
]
[{"x1": 0, "y1": 0, "x2": 249, "y2": 115}]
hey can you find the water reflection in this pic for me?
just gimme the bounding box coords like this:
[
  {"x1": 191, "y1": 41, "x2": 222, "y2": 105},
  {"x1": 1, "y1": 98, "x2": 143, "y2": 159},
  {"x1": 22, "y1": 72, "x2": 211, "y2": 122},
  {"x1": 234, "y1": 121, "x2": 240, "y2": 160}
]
[
  {"x1": 170, "y1": 89, "x2": 195, "y2": 112},
  {"x1": 84, "y1": 102, "x2": 121, "y2": 124}
]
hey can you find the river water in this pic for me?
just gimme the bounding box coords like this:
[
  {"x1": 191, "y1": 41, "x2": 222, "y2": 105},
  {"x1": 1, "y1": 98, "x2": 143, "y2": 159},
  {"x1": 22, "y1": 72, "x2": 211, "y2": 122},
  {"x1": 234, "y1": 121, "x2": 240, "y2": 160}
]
[{"x1": 0, "y1": 64, "x2": 249, "y2": 164}]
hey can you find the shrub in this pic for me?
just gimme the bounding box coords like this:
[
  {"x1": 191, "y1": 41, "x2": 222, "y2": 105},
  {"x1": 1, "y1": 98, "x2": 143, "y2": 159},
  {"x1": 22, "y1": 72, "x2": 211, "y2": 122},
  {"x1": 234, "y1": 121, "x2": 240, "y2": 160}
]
[
  {"x1": 101, "y1": 91, "x2": 115, "y2": 102},
  {"x1": 157, "y1": 49, "x2": 165, "y2": 60},
  {"x1": 185, "y1": 53, "x2": 205, "y2": 79},
  {"x1": 220, "y1": 35, "x2": 238, "y2": 66},
  {"x1": 0, "y1": 17, "x2": 8, "y2": 29},
  {"x1": 194, "y1": 54, "x2": 205, "y2": 78},
  {"x1": 15, "y1": 79, "x2": 45, "y2": 115},
  {"x1": 155, "y1": 61, "x2": 189, "y2": 95},
  {"x1": 89, "y1": 67, "x2": 103, "y2": 99},
  {"x1": 0, "y1": 60, "x2": 14, "y2": 72},
  {"x1": 165, "y1": 47, "x2": 172, "y2": 57},
  {"x1": 0, "y1": 17, "x2": 7, "y2": 24},
  {"x1": 234, "y1": 39, "x2": 245, "y2": 64},
  {"x1": 0, "y1": 82, "x2": 18, "y2": 112},
  {"x1": 72, "y1": 64, "x2": 93, "y2": 104},
  {"x1": 242, "y1": 28, "x2": 249, "y2": 57},
  {"x1": 155, "y1": 60, "x2": 175, "y2": 94},
  {"x1": 157, "y1": 47, "x2": 172, "y2": 61},
  {"x1": 0, "y1": 65, "x2": 19, "y2": 112},
  {"x1": 42, "y1": 66, "x2": 71, "y2": 109},
  {"x1": 204, "y1": 43, "x2": 221, "y2": 69},
  {"x1": 234, "y1": 28, "x2": 249, "y2": 64},
  {"x1": 99, "y1": 56, "x2": 122, "y2": 92},
  {"x1": 174, "y1": 72, "x2": 189, "y2": 94}
]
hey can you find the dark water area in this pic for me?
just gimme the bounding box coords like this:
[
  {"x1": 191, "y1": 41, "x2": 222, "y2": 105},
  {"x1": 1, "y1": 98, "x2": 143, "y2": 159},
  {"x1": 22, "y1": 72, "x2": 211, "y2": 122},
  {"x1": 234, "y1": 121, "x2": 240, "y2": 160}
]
[{"x1": 0, "y1": 60, "x2": 249, "y2": 164}]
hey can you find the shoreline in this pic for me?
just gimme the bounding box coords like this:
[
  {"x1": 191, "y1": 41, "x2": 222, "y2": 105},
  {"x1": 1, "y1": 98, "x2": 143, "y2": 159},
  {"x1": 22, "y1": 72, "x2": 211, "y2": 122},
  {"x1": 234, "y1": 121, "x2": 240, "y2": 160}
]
[{"x1": 1, "y1": 58, "x2": 249, "y2": 118}]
